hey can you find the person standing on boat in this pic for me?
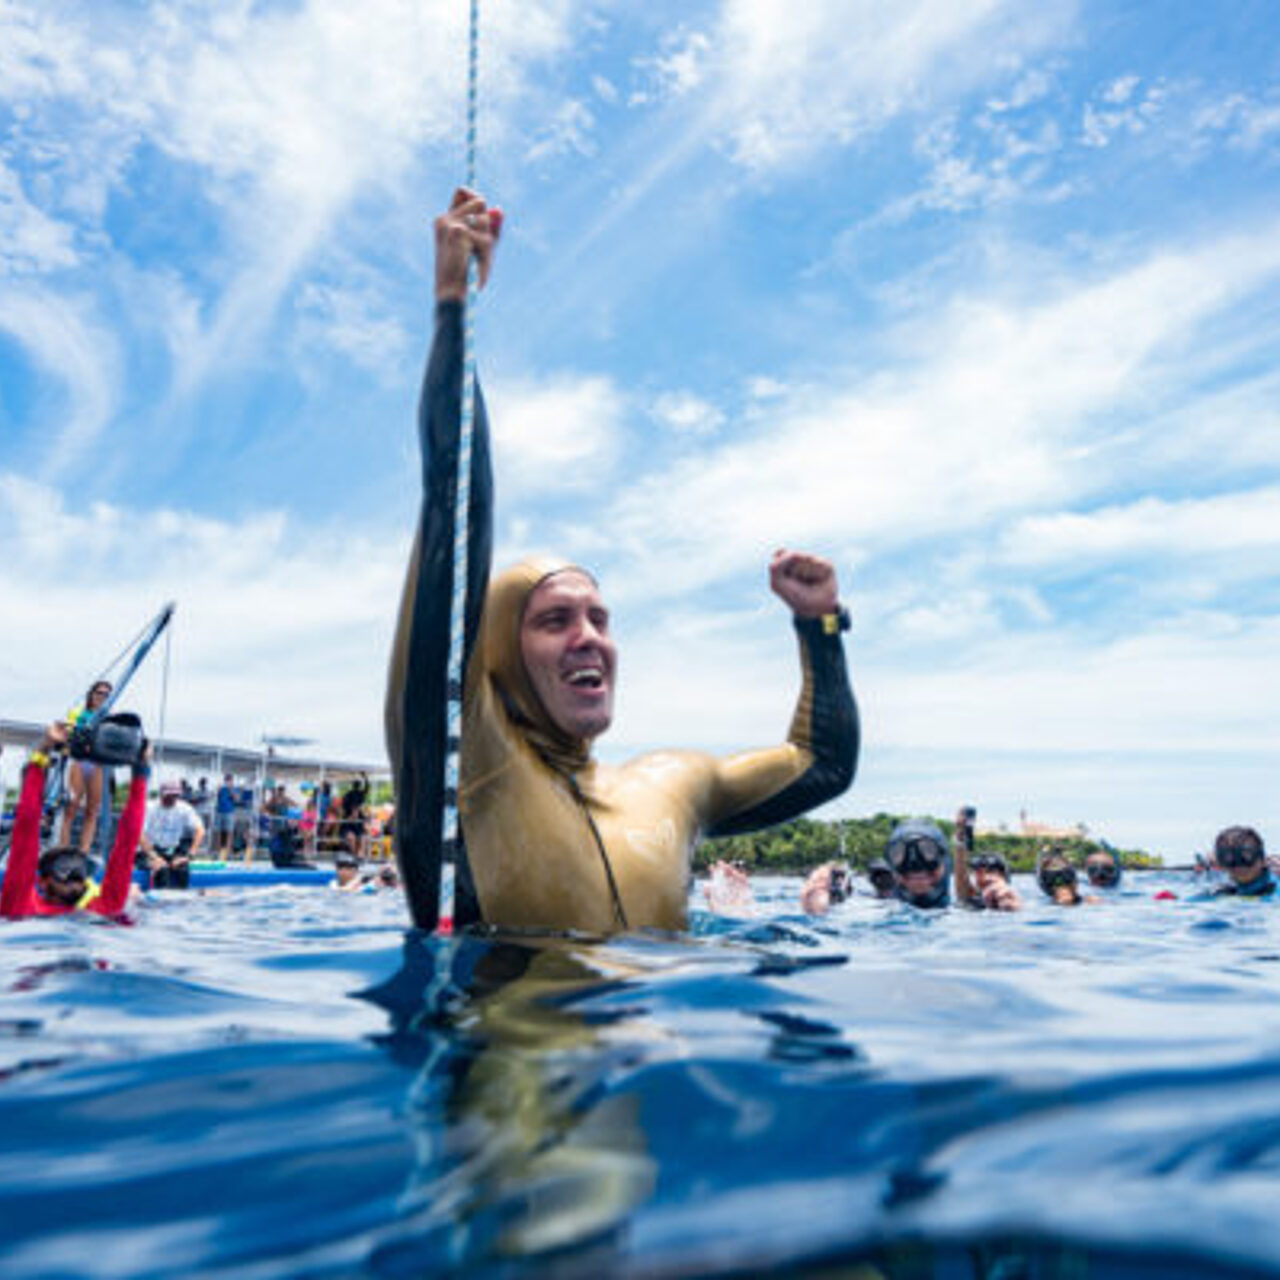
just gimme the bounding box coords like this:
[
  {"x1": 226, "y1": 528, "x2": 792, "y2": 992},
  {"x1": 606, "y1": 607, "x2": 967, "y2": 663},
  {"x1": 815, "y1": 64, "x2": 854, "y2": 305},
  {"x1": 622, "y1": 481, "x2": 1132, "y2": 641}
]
[
  {"x1": 213, "y1": 773, "x2": 237, "y2": 856},
  {"x1": 386, "y1": 189, "x2": 860, "y2": 934},
  {"x1": 2, "y1": 721, "x2": 149, "y2": 920},
  {"x1": 57, "y1": 679, "x2": 113, "y2": 854}
]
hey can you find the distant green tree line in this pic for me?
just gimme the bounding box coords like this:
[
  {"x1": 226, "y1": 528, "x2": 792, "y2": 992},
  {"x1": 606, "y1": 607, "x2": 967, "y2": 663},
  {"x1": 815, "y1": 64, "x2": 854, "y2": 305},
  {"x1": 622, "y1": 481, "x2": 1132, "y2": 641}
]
[{"x1": 696, "y1": 814, "x2": 1160, "y2": 875}]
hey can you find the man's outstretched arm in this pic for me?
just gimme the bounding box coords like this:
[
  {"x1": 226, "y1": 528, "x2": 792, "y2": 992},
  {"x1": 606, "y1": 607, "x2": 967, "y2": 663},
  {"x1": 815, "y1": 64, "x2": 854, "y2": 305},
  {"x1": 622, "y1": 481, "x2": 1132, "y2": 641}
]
[
  {"x1": 385, "y1": 190, "x2": 500, "y2": 930},
  {"x1": 706, "y1": 550, "x2": 859, "y2": 837}
]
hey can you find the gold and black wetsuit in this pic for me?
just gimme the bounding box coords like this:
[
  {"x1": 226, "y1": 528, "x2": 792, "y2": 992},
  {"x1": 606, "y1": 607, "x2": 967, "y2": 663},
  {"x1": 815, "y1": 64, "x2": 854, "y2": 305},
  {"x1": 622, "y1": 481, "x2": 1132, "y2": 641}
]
[{"x1": 387, "y1": 302, "x2": 859, "y2": 933}]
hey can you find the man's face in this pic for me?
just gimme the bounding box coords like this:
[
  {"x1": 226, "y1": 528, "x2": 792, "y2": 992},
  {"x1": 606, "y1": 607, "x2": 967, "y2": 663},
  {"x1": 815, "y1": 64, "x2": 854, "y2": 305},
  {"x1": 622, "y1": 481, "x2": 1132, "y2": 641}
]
[
  {"x1": 520, "y1": 571, "x2": 616, "y2": 740},
  {"x1": 335, "y1": 863, "x2": 359, "y2": 886}
]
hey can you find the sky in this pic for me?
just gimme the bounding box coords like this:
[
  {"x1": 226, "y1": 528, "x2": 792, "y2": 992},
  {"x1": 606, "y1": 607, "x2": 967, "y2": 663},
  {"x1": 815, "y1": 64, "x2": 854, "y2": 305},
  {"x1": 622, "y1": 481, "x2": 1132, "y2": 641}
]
[{"x1": 1, "y1": 0, "x2": 1278, "y2": 857}]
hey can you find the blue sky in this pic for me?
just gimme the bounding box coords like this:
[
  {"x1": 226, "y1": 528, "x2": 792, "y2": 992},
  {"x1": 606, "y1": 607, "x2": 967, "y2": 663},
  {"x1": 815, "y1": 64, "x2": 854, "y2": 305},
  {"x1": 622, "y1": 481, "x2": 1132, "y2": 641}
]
[{"x1": 2, "y1": 0, "x2": 1278, "y2": 856}]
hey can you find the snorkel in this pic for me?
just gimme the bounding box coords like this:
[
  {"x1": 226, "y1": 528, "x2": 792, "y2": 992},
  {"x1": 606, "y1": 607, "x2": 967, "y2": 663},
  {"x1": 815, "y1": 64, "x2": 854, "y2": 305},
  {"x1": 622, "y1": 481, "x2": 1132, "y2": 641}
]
[{"x1": 887, "y1": 819, "x2": 951, "y2": 910}]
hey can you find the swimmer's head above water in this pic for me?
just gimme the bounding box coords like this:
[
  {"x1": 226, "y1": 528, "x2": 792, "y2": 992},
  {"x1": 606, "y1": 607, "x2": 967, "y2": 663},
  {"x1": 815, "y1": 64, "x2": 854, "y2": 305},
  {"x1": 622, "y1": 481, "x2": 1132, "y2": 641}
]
[
  {"x1": 1083, "y1": 846, "x2": 1122, "y2": 889},
  {"x1": 1037, "y1": 848, "x2": 1081, "y2": 905},
  {"x1": 1213, "y1": 826, "x2": 1268, "y2": 891},
  {"x1": 37, "y1": 847, "x2": 92, "y2": 907},
  {"x1": 886, "y1": 819, "x2": 951, "y2": 909},
  {"x1": 474, "y1": 558, "x2": 612, "y2": 769},
  {"x1": 520, "y1": 568, "x2": 616, "y2": 742}
]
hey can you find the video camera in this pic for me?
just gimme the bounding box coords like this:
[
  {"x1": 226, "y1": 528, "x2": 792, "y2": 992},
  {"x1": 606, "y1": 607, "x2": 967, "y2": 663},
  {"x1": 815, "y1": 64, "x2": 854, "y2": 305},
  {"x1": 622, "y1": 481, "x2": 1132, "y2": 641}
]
[
  {"x1": 829, "y1": 865, "x2": 851, "y2": 904},
  {"x1": 68, "y1": 712, "x2": 148, "y2": 768}
]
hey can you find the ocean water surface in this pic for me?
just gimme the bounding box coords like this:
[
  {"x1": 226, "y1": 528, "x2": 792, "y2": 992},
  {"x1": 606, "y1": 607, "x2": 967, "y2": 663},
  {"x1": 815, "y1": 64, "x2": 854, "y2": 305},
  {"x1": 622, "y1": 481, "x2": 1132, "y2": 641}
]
[{"x1": 1, "y1": 872, "x2": 1279, "y2": 1278}]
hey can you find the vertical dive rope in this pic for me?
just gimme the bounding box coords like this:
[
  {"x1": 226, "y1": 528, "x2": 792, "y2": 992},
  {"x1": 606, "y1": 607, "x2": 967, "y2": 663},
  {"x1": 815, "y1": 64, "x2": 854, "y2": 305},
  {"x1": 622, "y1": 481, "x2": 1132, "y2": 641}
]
[{"x1": 439, "y1": 0, "x2": 482, "y2": 925}]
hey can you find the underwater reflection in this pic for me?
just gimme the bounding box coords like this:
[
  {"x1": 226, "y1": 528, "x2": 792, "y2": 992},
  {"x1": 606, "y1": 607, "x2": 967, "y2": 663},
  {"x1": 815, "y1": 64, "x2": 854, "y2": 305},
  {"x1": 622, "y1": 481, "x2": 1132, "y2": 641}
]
[
  {"x1": 357, "y1": 929, "x2": 868, "y2": 1272},
  {"x1": 359, "y1": 931, "x2": 664, "y2": 1266}
]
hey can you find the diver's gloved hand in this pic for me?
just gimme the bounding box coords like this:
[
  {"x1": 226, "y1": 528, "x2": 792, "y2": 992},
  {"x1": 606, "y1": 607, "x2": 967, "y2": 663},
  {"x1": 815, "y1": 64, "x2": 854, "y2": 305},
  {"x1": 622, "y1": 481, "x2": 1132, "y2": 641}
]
[{"x1": 769, "y1": 548, "x2": 840, "y2": 620}]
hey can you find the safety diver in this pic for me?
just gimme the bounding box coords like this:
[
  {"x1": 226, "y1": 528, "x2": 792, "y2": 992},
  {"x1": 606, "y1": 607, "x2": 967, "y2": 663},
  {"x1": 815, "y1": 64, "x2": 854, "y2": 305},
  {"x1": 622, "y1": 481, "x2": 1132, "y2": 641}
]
[{"x1": 2, "y1": 720, "x2": 149, "y2": 920}]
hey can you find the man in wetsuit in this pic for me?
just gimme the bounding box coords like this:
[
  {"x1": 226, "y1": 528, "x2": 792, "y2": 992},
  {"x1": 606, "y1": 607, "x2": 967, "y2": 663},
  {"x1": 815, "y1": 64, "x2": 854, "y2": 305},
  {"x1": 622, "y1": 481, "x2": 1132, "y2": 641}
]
[
  {"x1": 386, "y1": 189, "x2": 859, "y2": 933},
  {"x1": 1, "y1": 721, "x2": 149, "y2": 920},
  {"x1": 1212, "y1": 826, "x2": 1273, "y2": 897}
]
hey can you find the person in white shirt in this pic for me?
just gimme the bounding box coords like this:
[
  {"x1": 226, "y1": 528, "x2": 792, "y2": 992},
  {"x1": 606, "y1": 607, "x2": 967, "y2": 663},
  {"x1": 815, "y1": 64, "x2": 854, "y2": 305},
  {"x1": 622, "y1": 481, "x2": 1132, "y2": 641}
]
[{"x1": 140, "y1": 780, "x2": 206, "y2": 889}]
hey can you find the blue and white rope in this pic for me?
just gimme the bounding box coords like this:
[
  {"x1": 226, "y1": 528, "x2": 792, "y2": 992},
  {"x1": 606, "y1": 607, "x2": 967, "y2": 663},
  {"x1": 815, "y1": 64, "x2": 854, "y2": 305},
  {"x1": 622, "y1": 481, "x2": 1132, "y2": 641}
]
[{"x1": 441, "y1": 0, "x2": 481, "y2": 906}]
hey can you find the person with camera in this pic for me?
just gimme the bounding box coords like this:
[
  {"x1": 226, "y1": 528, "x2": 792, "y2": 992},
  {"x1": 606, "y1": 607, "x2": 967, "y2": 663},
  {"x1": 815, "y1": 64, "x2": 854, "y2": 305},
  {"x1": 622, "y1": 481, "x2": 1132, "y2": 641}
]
[
  {"x1": 139, "y1": 781, "x2": 206, "y2": 889},
  {"x1": 953, "y1": 806, "x2": 1022, "y2": 911},
  {"x1": 56, "y1": 679, "x2": 113, "y2": 854},
  {"x1": 2, "y1": 720, "x2": 150, "y2": 920},
  {"x1": 799, "y1": 822, "x2": 955, "y2": 914}
]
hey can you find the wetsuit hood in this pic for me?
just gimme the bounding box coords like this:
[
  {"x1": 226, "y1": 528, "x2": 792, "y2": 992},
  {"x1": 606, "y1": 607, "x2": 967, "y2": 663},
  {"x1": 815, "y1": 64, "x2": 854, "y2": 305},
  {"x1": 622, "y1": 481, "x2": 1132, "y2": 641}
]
[
  {"x1": 888, "y1": 818, "x2": 951, "y2": 909},
  {"x1": 475, "y1": 557, "x2": 597, "y2": 774}
]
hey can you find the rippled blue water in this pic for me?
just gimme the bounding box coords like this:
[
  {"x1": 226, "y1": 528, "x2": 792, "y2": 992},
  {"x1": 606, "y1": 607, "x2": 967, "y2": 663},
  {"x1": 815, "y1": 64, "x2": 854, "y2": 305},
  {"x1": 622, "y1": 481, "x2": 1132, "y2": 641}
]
[{"x1": 1, "y1": 872, "x2": 1279, "y2": 1278}]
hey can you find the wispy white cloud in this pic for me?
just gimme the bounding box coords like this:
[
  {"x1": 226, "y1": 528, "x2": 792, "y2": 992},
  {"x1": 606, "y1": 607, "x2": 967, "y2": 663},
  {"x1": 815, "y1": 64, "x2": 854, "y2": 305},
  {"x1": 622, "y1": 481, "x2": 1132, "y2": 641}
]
[
  {"x1": 1191, "y1": 90, "x2": 1280, "y2": 153},
  {"x1": 709, "y1": 0, "x2": 1078, "y2": 172},
  {"x1": 630, "y1": 27, "x2": 712, "y2": 105},
  {"x1": 1081, "y1": 73, "x2": 1166, "y2": 147},
  {"x1": 0, "y1": 472, "x2": 402, "y2": 758},
  {"x1": 590, "y1": 217, "x2": 1280, "y2": 605},
  {"x1": 0, "y1": 162, "x2": 78, "y2": 274},
  {"x1": 487, "y1": 372, "x2": 625, "y2": 496},
  {"x1": 525, "y1": 98, "x2": 597, "y2": 163},
  {"x1": 650, "y1": 390, "x2": 725, "y2": 437},
  {"x1": 293, "y1": 279, "x2": 414, "y2": 382},
  {"x1": 999, "y1": 487, "x2": 1280, "y2": 569},
  {"x1": 0, "y1": 289, "x2": 118, "y2": 475},
  {"x1": 590, "y1": 73, "x2": 619, "y2": 105},
  {"x1": 0, "y1": 0, "x2": 589, "y2": 401}
]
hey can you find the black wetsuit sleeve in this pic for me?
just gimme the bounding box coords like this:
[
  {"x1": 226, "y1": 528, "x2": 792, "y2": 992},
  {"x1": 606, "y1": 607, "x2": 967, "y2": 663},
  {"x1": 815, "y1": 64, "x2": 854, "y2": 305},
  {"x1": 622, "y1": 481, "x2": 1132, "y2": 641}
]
[
  {"x1": 385, "y1": 301, "x2": 492, "y2": 931},
  {"x1": 707, "y1": 618, "x2": 859, "y2": 838}
]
